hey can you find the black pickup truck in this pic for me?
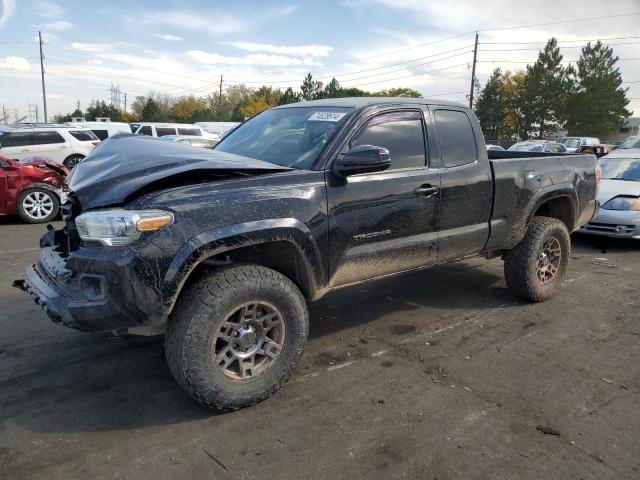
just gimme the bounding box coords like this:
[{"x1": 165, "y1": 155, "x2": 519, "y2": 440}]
[{"x1": 15, "y1": 98, "x2": 598, "y2": 410}]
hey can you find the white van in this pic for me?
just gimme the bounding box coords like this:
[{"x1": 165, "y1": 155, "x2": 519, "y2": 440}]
[
  {"x1": 133, "y1": 123, "x2": 217, "y2": 139},
  {"x1": 67, "y1": 118, "x2": 132, "y2": 140}
]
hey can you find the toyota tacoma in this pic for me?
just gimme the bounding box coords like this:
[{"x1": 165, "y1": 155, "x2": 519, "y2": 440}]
[{"x1": 14, "y1": 98, "x2": 599, "y2": 410}]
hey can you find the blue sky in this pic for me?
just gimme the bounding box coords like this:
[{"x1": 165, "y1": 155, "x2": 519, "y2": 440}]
[{"x1": 1, "y1": 0, "x2": 639, "y2": 120}]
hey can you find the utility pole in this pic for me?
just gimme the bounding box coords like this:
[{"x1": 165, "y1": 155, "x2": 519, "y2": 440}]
[
  {"x1": 124, "y1": 92, "x2": 127, "y2": 112},
  {"x1": 39, "y1": 31, "x2": 48, "y2": 122},
  {"x1": 2, "y1": 105, "x2": 7, "y2": 124},
  {"x1": 77, "y1": 100, "x2": 80, "y2": 111},
  {"x1": 469, "y1": 31, "x2": 479, "y2": 109},
  {"x1": 218, "y1": 75, "x2": 224, "y2": 105}
]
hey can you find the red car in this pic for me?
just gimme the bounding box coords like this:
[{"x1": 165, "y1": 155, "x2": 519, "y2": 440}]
[{"x1": 0, "y1": 155, "x2": 69, "y2": 223}]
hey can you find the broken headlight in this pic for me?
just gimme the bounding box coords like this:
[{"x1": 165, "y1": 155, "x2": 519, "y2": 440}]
[{"x1": 75, "y1": 209, "x2": 174, "y2": 246}]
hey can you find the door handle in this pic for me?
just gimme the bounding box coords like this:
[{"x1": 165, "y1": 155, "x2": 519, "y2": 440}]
[{"x1": 414, "y1": 185, "x2": 439, "y2": 197}]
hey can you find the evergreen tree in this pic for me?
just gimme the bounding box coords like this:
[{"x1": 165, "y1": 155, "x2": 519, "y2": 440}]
[
  {"x1": 300, "y1": 73, "x2": 321, "y2": 101},
  {"x1": 566, "y1": 41, "x2": 631, "y2": 137},
  {"x1": 474, "y1": 68, "x2": 504, "y2": 139},
  {"x1": 322, "y1": 78, "x2": 341, "y2": 98},
  {"x1": 277, "y1": 87, "x2": 301, "y2": 105},
  {"x1": 521, "y1": 38, "x2": 575, "y2": 138}
]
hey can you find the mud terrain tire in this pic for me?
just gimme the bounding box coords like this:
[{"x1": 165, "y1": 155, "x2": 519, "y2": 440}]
[
  {"x1": 504, "y1": 216, "x2": 571, "y2": 302},
  {"x1": 165, "y1": 265, "x2": 309, "y2": 410}
]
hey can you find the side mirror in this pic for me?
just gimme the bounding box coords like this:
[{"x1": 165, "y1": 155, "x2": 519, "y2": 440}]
[{"x1": 332, "y1": 144, "x2": 390, "y2": 177}]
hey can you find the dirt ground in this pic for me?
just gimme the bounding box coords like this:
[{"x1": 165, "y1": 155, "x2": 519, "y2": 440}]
[{"x1": 0, "y1": 217, "x2": 639, "y2": 480}]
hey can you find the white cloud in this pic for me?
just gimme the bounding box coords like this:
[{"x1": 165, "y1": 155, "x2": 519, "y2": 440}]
[
  {"x1": 152, "y1": 33, "x2": 184, "y2": 42},
  {"x1": 141, "y1": 11, "x2": 247, "y2": 35},
  {"x1": 36, "y1": 0, "x2": 63, "y2": 19},
  {"x1": 186, "y1": 50, "x2": 317, "y2": 66},
  {"x1": 228, "y1": 42, "x2": 332, "y2": 57},
  {"x1": 70, "y1": 42, "x2": 113, "y2": 53},
  {"x1": 0, "y1": 0, "x2": 16, "y2": 27},
  {"x1": 41, "y1": 19, "x2": 73, "y2": 31},
  {"x1": 46, "y1": 93, "x2": 61, "y2": 99},
  {"x1": 0, "y1": 56, "x2": 30, "y2": 71}
]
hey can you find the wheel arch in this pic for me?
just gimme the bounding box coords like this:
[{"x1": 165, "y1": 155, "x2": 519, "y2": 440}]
[
  {"x1": 527, "y1": 186, "x2": 578, "y2": 233},
  {"x1": 161, "y1": 219, "x2": 326, "y2": 316}
]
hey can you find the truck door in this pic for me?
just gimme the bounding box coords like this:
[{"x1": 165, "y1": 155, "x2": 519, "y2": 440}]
[
  {"x1": 431, "y1": 108, "x2": 493, "y2": 259},
  {"x1": 326, "y1": 109, "x2": 441, "y2": 287}
]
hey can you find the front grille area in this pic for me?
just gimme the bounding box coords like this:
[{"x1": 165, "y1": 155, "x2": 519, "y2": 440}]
[
  {"x1": 49, "y1": 192, "x2": 82, "y2": 256},
  {"x1": 581, "y1": 222, "x2": 636, "y2": 235}
]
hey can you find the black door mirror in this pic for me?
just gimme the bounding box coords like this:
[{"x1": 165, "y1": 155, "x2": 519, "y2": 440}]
[{"x1": 332, "y1": 144, "x2": 390, "y2": 177}]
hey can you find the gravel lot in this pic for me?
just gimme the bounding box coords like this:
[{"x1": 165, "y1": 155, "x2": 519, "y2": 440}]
[{"x1": 1, "y1": 218, "x2": 639, "y2": 480}]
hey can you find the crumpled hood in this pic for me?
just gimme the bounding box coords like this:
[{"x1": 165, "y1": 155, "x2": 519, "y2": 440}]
[
  {"x1": 597, "y1": 178, "x2": 640, "y2": 204},
  {"x1": 67, "y1": 134, "x2": 290, "y2": 210}
]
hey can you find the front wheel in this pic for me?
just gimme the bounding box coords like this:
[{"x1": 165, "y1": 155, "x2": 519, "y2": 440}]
[
  {"x1": 165, "y1": 265, "x2": 309, "y2": 410},
  {"x1": 17, "y1": 188, "x2": 60, "y2": 223},
  {"x1": 504, "y1": 216, "x2": 571, "y2": 302}
]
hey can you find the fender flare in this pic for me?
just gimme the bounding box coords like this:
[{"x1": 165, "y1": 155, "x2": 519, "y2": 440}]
[
  {"x1": 160, "y1": 218, "x2": 325, "y2": 314},
  {"x1": 525, "y1": 184, "x2": 578, "y2": 229}
]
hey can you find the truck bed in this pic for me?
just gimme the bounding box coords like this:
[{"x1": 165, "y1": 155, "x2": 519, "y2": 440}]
[{"x1": 484, "y1": 151, "x2": 598, "y2": 251}]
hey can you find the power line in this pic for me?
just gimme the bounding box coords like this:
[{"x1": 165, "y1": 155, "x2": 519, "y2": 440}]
[
  {"x1": 478, "y1": 41, "x2": 640, "y2": 52},
  {"x1": 478, "y1": 11, "x2": 640, "y2": 32},
  {"x1": 477, "y1": 57, "x2": 640, "y2": 64},
  {"x1": 479, "y1": 35, "x2": 640, "y2": 45},
  {"x1": 342, "y1": 62, "x2": 470, "y2": 87}
]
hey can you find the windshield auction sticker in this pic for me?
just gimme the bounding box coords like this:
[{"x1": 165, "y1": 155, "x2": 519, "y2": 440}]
[{"x1": 308, "y1": 112, "x2": 347, "y2": 122}]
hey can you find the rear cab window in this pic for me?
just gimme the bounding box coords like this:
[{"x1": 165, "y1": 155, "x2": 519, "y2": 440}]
[
  {"x1": 156, "y1": 127, "x2": 177, "y2": 137},
  {"x1": 69, "y1": 130, "x2": 99, "y2": 142},
  {"x1": 91, "y1": 129, "x2": 109, "y2": 140},
  {"x1": 137, "y1": 126, "x2": 153, "y2": 136},
  {"x1": 434, "y1": 109, "x2": 478, "y2": 167},
  {"x1": 351, "y1": 111, "x2": 426, "y2": 170}
]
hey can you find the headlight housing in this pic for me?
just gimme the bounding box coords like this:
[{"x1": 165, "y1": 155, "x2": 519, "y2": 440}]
[
  {"x1": 76, "y1": 209, "x2": 174, "y2": 246},
  {"x1": 601, "y1": 196, "x2": 640, "y2": 211}
]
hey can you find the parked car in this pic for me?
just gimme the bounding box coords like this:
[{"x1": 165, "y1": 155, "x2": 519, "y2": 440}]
[
  {"x1": 556, "y1": 136, "x2": 600, "y2": 153},
  {"x1": 579, "y1": 150, "x2": 640, "y2": 239},
  {"x1": 160, "y1": 135, "x2": 218, "y2": 149},
  {"x1": 66, "y1": 119, "x2": 131, "y2": 140},
  {"x1": 194, "y1": 122, "x2": 240, "y2": 138},
  {"x1": 0, "y1": 124, "x2": 100, "y2": 169},
  {"x1": 486, "y1": 144, "x2": 505, "y2": 151},
  {"x1": 133, "y1": 123, "x2": 217, "y2": 140},
  {"x1": 575, "y1": 144, "x2": 614, "y2": 158},
  {"x1": 15, "y1": 97, "x2": 598, "y2": 410},
  {"x1": 0, "y1": 155, "x2": 68, "y2": 223},
  {"x1": 617, "y1": 136, "x2": 640, "y2": 150},
  {"x1": 508, "y1": 141, "x2": 567, "y2": 153}
]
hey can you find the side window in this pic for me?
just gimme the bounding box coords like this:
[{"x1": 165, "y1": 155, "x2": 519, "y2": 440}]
[
  {"x1": 1, "y1": 132, "x2": 35, "y2": 147},
  {"x1": 91, "y1": 129, "x2": 109, "y2": 140},
  {"x1": 36, "y1": 131, "x2": 66, "y2": 144},
  {"x1": 434, "y1": 109, "x2": 478, "y2": 167},
  {"x1": 156, "y1": 127, "x2": 177, "y2": 137},
  {"x1": 177, "y1": 127, "x2": 200, "y2": 136},
  {"x1": 351, "y1": 111, "x2": 426, "y2": 170},
  {"x1": 138, "y1": 126, "x2": 153, "y2": 136}
]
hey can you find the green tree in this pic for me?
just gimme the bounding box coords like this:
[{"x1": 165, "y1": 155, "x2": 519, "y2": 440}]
[
  {"x1": 374, "y1": 87, "x2": 422, "y2": 98},
  {"x1": 172, "y1": 95, "x2": 208, "y2": 123},
  {"x1": 253, "y1": 86, "x2": 281, "y2": 106},
  {"x1": 474, "y1": 68, "x2": 505, "y2": 139},
  {"x1": 85, "y1": 100, "x2": 125, "y2": 121},
  {"x1": 566, "y1": 41, "x2": 631, "y2": 137},
  {"x1": 278, "y1": 87, "x2": 301, "y2": 105},
  {"x1": 321, "y1": 78, "x2": 341, "y2": 98},
  {"x1": 521, "y1": 38, "x2": 575, "y2": 138},
  {"x1": 300, "y1": 73, "x2": 321, "y2": 101},
  {"x1": 53, "y1": 107, "x2": 83, "y2": 123}
]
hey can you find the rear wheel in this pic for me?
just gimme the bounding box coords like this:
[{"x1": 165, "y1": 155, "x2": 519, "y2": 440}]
[
  {"x1": 63, "y1": 154, "x2": 84, "y2": 169},
  {"x1": 165, "y1": 265, "x2": 309, "y2": 410},
  {"x1": 504, "y1": 216, "x2": 570, "y2": 302},
  {"x1": 17, "y1": 188, "x2": 59, "y2": 223}
]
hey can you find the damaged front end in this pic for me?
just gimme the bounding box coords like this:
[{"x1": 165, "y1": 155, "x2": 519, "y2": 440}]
[
  {"x1": 14, "y1": 135, "x2": 292, "y2": 333},
  {"x1": 13, "y1": 192, "x2": 172, "y2": 332}
]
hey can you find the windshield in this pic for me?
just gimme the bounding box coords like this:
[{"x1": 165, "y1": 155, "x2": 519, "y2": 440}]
[
  {"x1": 215, "y1": 106, "x2": 352, "y2": 169},
  {"x1": 508, "y1": 142, "x2": 544, "y2": 152},
  {"x1": 618, "y1": 137, "x2": 640, "y2": 149},
  {"x1": 600, "y1": 158, "x2": 640, "y2": 181},
  {"x1": 558, "y1": 138, "x2": 580, "y2": 147}
]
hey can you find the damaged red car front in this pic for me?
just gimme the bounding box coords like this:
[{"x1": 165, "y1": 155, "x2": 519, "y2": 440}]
[{"x1": 0, "y1": 155, "x2": 69, "y2": 223}]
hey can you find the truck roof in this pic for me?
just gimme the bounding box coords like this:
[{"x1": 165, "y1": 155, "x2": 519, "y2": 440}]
[{"x1": 273, "y1": 97, "x2": 467, "y2": 109}]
